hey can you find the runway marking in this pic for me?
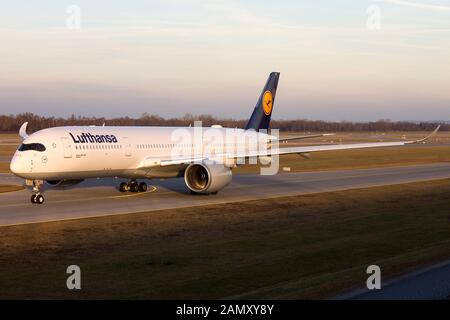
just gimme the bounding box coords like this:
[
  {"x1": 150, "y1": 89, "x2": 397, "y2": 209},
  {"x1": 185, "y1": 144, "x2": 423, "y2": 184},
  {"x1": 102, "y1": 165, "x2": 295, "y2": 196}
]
[{"x1": 0, "y1": 186, "x2": 158, "y2": 208}]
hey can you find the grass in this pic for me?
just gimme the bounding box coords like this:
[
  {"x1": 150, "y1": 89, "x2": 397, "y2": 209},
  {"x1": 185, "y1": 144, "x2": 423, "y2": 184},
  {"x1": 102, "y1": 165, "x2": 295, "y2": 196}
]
[
  {"x1": 0, "y1": 142, "x2": 17, "y2": 173},
  {"x1": 0, "y1": 146, "x2": 17, "y2": 158},
  {"x1": 234, "y1": 145, "x2": 450, "y2": 174},
  {"x1": 0, "y1": 184, "x2": 23, "y2": 193},
  {"x1": 0, "y1": 179, "x2": 450, "y2": 299},
  {"x1": 0, "y1": 163, "x2": 10, "y2": 174},
  {"x1": 0, "y1": 133, "x2": 19, "y2": 139}
]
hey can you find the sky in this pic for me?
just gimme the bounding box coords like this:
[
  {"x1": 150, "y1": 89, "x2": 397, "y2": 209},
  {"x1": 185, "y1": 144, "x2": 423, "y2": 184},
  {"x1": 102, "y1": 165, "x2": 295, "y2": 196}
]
[{"x1": 0, "y1": 0, "x2": 450, "y2": 121}]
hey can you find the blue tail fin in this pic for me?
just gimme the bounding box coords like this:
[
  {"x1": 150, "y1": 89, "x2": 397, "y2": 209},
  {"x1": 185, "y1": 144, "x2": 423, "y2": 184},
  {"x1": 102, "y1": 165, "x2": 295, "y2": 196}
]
[{"x1": 245, "y1": 72, "x2": 280, "y2": 131}]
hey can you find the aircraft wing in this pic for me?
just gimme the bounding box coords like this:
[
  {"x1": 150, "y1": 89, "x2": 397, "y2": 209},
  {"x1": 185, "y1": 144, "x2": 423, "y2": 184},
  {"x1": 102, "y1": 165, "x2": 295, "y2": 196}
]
[
  {"x1": 271, "y1": 133, "x2": 335, "y2": 143},
  {"x1": 228, "y1": 125, "x2": 440, "y2": 159},
  {"x1": 143, "y1": 126, "x2": 440, "y2": 168},
  {"x1": 160, "y1": 156, "x2": 205, "y2": 167},
  {"x1": 229, "y1": 141, "x2": 407, "y2": 159}
]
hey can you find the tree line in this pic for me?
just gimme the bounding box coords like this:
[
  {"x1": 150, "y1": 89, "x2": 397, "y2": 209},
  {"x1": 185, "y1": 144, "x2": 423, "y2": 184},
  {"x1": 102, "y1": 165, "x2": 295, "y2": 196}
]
[{"x1": 0, "y1": 113, "x2": 446, "y2": 133}]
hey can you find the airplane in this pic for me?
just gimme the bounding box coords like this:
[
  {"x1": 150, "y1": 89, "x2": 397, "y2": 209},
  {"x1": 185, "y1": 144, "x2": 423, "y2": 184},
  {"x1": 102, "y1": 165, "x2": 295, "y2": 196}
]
[{"x1": 9, "y1": 72, "x2": 440, "y2": 204}]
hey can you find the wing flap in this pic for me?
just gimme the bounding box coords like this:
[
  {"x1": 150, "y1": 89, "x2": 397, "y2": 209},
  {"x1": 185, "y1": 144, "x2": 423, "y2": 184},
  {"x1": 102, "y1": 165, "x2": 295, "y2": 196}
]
[{"x1": 272, "y1": 133, "x2": 335, "y2": 143}]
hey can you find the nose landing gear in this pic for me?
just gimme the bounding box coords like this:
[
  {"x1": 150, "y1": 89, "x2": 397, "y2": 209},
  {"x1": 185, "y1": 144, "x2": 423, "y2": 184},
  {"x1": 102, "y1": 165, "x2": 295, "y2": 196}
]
[
  {"x1": 119, "y1": 180, "x2": 148, "y2": 193},
  {"x1": 30, "y1": 180, "x2": 44, "y2": 204},
  {"x1": 31, "y1": 194, "x2": 44, "y2": 204}
]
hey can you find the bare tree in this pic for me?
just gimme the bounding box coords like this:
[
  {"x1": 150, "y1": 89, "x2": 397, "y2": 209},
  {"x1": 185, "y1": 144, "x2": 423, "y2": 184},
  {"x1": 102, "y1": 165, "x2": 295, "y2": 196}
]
[{"x1": 0, "y1": 113, "x2": 446, "y2": 133}]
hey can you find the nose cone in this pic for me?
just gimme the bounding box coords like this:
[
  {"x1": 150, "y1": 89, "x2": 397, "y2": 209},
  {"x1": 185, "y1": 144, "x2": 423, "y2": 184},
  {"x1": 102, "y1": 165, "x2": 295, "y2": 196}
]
[{"x1": 10, "y1": 157, "x2": 23, "y2": 176}]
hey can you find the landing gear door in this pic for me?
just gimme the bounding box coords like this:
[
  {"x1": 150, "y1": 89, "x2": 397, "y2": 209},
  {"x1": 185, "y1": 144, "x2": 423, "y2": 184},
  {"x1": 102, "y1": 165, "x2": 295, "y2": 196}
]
[
  {"x1": 61, "y1": 137, "x2": 72, "y2": 158},
  {"x1": 123, "y1": 137, "x2": 132, "y2": 157}
]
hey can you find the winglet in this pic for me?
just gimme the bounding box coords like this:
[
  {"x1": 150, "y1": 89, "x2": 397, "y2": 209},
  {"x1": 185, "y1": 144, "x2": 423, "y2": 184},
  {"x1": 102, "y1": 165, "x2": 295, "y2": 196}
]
[
  {"x1": 408, "y1": 125, "x2": 440, "y2": 144},
  {"x1": 19, "y1": 122, "x2": 29, "y2": 140}
]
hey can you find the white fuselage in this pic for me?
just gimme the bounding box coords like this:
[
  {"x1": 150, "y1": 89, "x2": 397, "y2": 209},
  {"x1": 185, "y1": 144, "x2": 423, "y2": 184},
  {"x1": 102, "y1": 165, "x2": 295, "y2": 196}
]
[{"x1": 10, "y1": 126, "x2": 271, "y2": 181}]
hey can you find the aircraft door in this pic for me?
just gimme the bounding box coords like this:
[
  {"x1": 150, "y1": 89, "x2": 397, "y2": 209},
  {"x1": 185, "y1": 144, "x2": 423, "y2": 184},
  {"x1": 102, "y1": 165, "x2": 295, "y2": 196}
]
[
  {"x1": 123, "y1": 137, "x2": 132, "y2": 157},
  {"x1": 61, "y1": 137, "x2": 72, "y2": 158}
]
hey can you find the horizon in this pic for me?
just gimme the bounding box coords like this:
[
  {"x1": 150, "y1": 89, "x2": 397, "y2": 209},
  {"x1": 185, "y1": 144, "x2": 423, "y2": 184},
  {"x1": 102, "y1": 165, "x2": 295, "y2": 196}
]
[
  {"x1": 1, "y1": 0, "x2": 450, "y2": 121},
  {"x1": 2, "y1": 111, "x2": 448, "y2": 124}
]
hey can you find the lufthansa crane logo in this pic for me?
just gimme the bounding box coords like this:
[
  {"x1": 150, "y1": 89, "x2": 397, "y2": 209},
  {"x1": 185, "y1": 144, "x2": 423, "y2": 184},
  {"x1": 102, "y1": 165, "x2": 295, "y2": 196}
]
[{"x1": 262, "y1": 91, "x2": 273, "y2": 115}]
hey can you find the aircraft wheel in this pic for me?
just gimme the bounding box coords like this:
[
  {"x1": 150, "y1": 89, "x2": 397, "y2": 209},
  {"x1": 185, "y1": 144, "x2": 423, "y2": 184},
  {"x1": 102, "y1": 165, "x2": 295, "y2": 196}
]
[
  {"x1": 138, "y1": 182, "x2": 147, "y2": 192},
  {"x1": 36, "y1": 194, "x2": 45, "y2": 204},
  {"x1": 31, "y1": 194, "x2": 37, "y2": 204},
  {"x1": 119, "y1": 182, "x2": 128, "y2": 192},
  {"x1": 130, "y1": 183, "x2": 139, "y2": 193}
]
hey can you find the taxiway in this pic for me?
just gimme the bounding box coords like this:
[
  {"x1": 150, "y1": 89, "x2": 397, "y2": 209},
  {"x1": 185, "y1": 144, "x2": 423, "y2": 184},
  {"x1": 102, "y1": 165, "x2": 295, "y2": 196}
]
[{"x1": 1, "y1": 162, "x2": 450, "y2": 226}]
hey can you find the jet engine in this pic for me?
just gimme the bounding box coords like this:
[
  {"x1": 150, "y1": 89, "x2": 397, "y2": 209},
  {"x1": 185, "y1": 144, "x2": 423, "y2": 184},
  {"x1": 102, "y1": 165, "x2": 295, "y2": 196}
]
[
  {"x1": 184, "y1": 163, "x2": 232, "y2": 194},
  {"x1": 46, "y1": 179, "x2": 85, "y2": 187}
]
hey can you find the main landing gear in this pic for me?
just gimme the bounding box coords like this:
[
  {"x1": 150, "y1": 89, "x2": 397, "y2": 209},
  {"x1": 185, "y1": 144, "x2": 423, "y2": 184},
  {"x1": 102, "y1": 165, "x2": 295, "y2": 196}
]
[
  {"x1": 119, "y1": 180, "x2": 148, "y2": 193},
  {"x1": 30, "y1": 180, "x2": 44, "y2": 204}
]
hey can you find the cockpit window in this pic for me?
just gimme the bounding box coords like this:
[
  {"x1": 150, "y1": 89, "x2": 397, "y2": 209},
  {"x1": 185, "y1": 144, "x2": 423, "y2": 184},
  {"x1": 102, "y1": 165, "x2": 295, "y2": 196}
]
[{"x1": 18, "y1": 143, "x2": 46, "y2": 152}]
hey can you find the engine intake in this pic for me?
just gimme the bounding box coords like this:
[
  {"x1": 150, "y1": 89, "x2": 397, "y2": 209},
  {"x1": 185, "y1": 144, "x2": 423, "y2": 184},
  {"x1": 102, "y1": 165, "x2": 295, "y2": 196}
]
[{"x1": 184, "y1": 163, "x2": 232, "y2": 194}]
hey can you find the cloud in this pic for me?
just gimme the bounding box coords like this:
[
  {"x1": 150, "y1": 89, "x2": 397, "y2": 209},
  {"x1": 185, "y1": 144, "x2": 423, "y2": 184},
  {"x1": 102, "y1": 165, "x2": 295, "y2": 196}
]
[{"x1": 378, "y1": 0, "x2": 450, "y2": 12}]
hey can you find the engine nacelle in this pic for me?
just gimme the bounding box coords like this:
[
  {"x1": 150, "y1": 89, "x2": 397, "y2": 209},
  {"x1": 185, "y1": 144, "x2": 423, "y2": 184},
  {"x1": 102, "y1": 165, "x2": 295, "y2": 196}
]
[
  {"x1": 46, "y1": 179, "x2": 85, "y2": 187},
  {"x1": 184, "y1": 163, "x2": 232, "y2": 194}
]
